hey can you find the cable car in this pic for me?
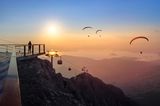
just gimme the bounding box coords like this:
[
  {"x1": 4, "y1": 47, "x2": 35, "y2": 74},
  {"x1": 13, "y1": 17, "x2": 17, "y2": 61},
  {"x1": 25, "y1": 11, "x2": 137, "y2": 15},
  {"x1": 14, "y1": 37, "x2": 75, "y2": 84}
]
[
  {"x1": 57, "y1": 56, "x2": 63, "y2": 65},
  {"x1": 57, "y1": 59, "x2": 63, "y2": 65},
  {"x1": 68, "y1": 67, "x2": 72, "y2": 71}
]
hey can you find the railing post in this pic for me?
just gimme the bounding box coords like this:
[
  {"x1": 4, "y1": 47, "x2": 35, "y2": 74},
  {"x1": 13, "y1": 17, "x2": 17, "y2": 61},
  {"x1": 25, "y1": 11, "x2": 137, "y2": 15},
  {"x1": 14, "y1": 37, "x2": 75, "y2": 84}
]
[
  {"x1": 24, "y1": 45, "x2": 26, "y2": 56},
  {"x1": 43, "y1": 44, "x2": 45, "y2": 54},
  {"x1": 32, "y1": 45, "x2": 34, "y2": 55},
  {"x1": 39, "y1": 45, "x2": 41, "y2": 54}
]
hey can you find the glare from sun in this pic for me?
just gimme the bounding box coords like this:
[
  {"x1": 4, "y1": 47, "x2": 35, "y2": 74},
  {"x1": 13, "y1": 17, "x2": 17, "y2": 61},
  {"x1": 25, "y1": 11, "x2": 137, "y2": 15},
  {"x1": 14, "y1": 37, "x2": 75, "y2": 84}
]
[
  {"x1": 48, "y1": 26, "x2": 57, "y2": 34},
  {"x1": 46, "y1": 22, "x2": 61, "y2": 36}
]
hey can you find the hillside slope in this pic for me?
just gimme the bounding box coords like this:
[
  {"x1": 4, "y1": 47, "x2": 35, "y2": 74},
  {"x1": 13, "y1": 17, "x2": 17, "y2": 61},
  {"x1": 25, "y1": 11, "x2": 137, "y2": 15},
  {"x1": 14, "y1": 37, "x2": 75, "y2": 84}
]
[{"x1": 17, "y1": 57, "x2": 138, "y2": 106}]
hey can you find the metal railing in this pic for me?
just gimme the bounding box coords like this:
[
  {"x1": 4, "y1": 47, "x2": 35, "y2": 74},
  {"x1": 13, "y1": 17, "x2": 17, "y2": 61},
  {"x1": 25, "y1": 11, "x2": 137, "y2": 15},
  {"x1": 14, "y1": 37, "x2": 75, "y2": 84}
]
[
  {"x1": 15, "y1": 44, "x2": 45, "y2": 57},
  {"x1": 0, "y1": 44, "x2": 45, "y2": 57}
]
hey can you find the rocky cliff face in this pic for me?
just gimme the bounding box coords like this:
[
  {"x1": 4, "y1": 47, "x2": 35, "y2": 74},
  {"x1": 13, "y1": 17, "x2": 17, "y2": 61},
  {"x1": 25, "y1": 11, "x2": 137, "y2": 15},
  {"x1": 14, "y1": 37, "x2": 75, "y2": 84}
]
[{"x1": 17, "y1": 57, "x2": 138, "y2": 106}]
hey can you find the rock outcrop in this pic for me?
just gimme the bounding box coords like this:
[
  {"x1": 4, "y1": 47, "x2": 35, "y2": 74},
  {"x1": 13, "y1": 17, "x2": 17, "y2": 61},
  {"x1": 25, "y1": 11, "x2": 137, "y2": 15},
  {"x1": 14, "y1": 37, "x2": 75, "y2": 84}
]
[{"x1": 17, "y1": 57, "x2": 138, "y2": 106}]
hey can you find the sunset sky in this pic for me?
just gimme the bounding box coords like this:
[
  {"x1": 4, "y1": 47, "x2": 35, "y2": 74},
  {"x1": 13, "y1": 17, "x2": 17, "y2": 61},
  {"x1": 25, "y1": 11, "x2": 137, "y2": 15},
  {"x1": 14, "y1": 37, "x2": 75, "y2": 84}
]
[{"x1": 1, "y1": 0, "x2": 160, "y2": 59}]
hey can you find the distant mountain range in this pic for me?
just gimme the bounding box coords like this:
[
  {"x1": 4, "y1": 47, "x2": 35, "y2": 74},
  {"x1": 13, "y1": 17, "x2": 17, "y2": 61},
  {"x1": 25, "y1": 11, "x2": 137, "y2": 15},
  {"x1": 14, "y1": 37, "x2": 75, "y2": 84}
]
[
  {"x1": 51, "y1": 55, "x2": 160, "y2": 106},
  {"x1": 53, "y1": 56, "x2": 159, "y2": 88}
]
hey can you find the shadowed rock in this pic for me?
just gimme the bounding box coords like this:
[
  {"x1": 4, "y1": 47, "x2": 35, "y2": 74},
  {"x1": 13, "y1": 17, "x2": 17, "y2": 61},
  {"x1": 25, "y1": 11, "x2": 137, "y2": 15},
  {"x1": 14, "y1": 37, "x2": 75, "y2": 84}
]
[{"x1": 17, "y1": 57, "x2": 138, "y2": 106}]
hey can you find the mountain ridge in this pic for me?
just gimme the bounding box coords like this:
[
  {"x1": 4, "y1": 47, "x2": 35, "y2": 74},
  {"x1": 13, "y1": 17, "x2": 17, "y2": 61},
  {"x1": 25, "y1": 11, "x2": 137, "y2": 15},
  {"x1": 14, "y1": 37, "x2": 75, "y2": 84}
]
[{"x1": 17, "y1": 57, "x2": 138, "y2": 106}]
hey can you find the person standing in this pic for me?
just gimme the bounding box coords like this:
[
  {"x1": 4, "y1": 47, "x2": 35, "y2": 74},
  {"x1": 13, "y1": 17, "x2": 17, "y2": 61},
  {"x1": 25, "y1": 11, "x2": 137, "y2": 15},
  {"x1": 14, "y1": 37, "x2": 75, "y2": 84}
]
[{"x1": 28, "y1": 41, "x2": 32, "y2": 54}]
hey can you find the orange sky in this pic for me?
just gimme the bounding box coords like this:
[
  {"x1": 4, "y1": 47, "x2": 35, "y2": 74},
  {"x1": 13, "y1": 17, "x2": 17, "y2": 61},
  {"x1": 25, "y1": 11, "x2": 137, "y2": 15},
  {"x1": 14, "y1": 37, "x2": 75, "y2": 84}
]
[
  {"x1": 33, "y1": 25, "x2": 160, "y2": 55},
  {"x1": 1, "y1": 0, "x2": 160, "y2": 59},
  {"x1": 2, "y1": 24, "x2": 159, "y2": 59}
]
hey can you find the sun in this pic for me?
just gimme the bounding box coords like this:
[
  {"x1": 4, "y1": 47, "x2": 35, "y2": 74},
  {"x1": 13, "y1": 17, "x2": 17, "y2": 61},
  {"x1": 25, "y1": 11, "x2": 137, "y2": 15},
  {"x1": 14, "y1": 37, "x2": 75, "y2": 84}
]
[
  {"x1": 46, "y1": 23, "x2": 61, "y2": 36},
  {"x1": 48, "y1": 25, "x2": 58, "y2": 34},
  {"x1": 47, "y1": 25, "x2": 59, "y2": 35}
]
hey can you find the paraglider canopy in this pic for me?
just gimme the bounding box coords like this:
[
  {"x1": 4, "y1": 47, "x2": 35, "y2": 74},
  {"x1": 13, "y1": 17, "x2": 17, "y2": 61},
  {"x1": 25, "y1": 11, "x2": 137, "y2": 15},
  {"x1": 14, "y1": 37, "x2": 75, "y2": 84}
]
[
  {"x1": 82, "y1": 26, "x2": 93, "y2": 30},
  {"x1": 130, "y1": 36, "x2": 149, "y2": 45},
  {"x1": 96, "y1": 29, "x2": 102, "y2": 34}
]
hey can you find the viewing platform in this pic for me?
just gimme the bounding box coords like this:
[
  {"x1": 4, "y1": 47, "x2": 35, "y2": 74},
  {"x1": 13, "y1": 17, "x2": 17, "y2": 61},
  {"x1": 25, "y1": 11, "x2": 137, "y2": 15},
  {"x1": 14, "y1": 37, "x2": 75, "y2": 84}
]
[
  {"x1": 0, "y1": 44, "x2": 45, "y2": 56},
  {"x1": 0, "y1": 44, "x2": 46, "y2": 106}
]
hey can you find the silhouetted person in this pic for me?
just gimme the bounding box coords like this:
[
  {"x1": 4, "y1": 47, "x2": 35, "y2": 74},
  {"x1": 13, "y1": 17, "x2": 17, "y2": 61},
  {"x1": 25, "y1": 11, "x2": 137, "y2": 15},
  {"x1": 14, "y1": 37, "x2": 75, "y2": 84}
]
[{"x1": 28, "y1": 41, "x2": 32, "y2": 54}]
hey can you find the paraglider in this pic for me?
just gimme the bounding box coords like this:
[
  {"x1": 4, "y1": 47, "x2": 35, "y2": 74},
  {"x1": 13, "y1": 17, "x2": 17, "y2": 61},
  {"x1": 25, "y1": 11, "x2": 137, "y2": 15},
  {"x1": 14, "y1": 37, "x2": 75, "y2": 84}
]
[
  {"x1": 96, "y1": 29, "x2": 102, "y2": 37},
  {"x1": 82, "y1": 26, "x2": 93, "y2": 37},
  {"x1": 82, "y1": 26, "x2": 93, "y2": 30},
  {"x1": 130, "y1": 36, "x2": 149, "y2": 54},
  {"x1": 96, "y1": 29, "x2": 102, "y2": 34},
  {"x1": 130, "y1": 36, "x2": 149, "y2": 45}
]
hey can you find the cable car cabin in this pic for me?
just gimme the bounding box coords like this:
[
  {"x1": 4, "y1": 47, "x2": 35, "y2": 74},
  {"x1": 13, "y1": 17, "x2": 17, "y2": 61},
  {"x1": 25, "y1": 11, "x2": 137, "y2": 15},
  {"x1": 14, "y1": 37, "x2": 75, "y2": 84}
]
[
  {"x1": 68, "y1": 67, "x2": 71, "y2": 71},
  {"x1": 57, "y1": 59, "x2": 62, "y2": 65}
]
